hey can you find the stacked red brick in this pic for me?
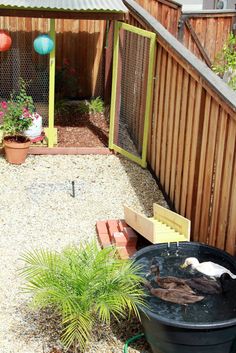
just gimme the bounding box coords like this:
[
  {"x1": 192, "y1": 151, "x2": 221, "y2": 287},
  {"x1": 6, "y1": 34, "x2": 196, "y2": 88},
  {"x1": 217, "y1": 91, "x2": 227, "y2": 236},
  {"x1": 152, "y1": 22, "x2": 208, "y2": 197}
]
[{"x1": 96, "y1": 219, "x2": 138, "y2": 259}]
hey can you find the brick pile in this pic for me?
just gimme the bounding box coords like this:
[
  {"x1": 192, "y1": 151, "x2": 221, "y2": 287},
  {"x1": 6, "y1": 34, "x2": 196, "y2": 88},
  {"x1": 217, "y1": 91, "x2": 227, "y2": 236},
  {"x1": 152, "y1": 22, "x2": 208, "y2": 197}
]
[{"x1": 96, "y1": 219, "x2": 138, "y2": 259}]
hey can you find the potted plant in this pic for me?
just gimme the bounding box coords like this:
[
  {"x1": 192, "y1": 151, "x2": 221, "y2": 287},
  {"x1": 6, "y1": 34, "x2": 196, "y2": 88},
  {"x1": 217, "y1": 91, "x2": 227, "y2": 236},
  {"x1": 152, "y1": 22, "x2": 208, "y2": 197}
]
[{"x1": 0, "y1": 78, "x2": 36, "y2": 164}]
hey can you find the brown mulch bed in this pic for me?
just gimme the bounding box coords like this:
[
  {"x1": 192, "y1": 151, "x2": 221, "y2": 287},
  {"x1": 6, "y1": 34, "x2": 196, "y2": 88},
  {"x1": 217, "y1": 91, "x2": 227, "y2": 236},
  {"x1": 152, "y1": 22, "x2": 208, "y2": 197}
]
[{"x1": 55, "y1": 111, "x2": 109, "y2": 147}]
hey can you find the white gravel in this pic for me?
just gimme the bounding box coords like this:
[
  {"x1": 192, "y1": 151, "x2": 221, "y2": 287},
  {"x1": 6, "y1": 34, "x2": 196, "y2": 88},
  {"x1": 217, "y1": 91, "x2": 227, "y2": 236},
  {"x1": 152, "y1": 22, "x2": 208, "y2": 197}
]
[{"x1": 0, "y1": 154, "x2": 167, "y2": 353}]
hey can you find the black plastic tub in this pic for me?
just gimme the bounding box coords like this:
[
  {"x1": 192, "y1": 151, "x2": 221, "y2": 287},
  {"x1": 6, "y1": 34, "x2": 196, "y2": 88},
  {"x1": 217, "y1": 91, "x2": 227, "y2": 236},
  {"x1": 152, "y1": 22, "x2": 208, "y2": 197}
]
[{"x1": 134, "y1": 242, "x2": 236, "y2": 353}]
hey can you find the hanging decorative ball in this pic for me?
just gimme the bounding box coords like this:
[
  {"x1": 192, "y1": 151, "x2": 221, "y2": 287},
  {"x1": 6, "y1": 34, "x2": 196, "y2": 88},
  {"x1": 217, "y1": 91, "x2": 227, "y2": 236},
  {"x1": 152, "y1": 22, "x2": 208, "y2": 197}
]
[
  {"x1": 0, "y1": 30, "x2": 12, "y2": 52},
  {"x1": 33, "y1": 34, "x2": 54, "y2": 55}
]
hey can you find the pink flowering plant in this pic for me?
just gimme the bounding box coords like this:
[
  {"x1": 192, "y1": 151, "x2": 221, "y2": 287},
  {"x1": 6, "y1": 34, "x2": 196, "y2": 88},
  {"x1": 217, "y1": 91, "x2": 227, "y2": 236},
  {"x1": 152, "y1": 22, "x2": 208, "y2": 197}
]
[
  {"x1": 0, "y1": 78, "x2": 35, "y2": 138},
  {"x1": 55, "y1": 58, "x2": 79, "y2": 99}
]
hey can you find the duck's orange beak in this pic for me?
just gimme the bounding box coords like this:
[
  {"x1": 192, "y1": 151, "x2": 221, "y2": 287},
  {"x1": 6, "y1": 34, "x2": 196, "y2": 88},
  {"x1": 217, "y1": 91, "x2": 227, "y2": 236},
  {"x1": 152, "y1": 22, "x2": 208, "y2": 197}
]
[{"x1": 180, "y1": 263, "x2": 187, "y2": 269}]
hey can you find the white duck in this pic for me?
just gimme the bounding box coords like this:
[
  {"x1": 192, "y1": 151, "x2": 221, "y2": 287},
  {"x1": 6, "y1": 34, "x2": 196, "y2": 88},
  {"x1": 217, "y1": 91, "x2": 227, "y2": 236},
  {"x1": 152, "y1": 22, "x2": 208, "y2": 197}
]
[{"x1": 181, "y1": 257, "x2": 236, "y2": 279}]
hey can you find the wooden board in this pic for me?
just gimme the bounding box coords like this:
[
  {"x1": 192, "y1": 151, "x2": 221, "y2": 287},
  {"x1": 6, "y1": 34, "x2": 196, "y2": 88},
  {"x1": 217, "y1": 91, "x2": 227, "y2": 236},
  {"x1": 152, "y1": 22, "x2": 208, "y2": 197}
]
[
  {"x1": 153, "y1": 204, "x2": 190, "y2": 239},
  {"x1": 124, "y1": 205, "x2": 156, "y2": 242},
  {"x1": 124, "y1": 204, "x2": 190, "y2": 244}
]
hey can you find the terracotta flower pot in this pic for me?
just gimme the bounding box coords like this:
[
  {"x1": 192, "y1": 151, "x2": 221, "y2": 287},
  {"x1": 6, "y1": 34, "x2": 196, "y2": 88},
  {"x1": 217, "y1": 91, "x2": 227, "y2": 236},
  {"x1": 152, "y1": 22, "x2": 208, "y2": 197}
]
[{"x1": 3, "y1": 135, "x2": 31, "y2": 164}]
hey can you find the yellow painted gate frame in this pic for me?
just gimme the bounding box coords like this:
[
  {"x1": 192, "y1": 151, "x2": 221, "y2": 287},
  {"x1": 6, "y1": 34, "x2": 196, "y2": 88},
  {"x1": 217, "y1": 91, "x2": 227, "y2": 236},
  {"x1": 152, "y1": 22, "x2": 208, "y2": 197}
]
[
  {"x1": 109, "y1": 21, "x2": 156, "y2": 168},
  {"x1": 44, "y1": 18, "x2": 57, "y2": 148}
]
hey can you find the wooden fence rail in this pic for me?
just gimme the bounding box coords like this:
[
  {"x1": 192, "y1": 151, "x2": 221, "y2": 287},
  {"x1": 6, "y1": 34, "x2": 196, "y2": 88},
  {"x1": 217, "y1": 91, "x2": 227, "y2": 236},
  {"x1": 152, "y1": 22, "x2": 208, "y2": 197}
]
[
  {"x1": 134, "y1": 0, "x2": 236, "y2": 65},
  {"x1": 125, "y1": 0, "x2": 236, "y2": 256}
]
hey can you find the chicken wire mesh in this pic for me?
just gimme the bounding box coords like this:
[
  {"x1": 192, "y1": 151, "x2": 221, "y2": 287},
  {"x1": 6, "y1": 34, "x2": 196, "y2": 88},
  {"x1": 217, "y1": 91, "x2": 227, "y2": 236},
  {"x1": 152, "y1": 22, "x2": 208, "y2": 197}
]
[
  {"x1": 0, "y1": 29, "x2": 49, "y2": 126},
  {"x1": 113, "y1": 28, "x2": 150, "y2": 158}
]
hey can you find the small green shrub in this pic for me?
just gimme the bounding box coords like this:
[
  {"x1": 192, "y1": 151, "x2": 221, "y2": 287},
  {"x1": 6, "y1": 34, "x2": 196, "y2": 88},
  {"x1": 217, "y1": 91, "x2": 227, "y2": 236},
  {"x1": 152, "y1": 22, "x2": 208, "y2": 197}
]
[
  {"x1": 55, "y1": 99, "x2": 69, "y2": 116},
  {"x1": 75, "y1": 98, "x2": 105, "y2": 115},
  {"x1": 76, "y1": 100, "x2": 90, "y2": 114},
  {"x1": 87, "y1": 97, "x2": 105, "y2": 114},
  {"x1": 20, "y1": 242, "x2": 146, "y2": 351},
  {"x1": 212, "y1": 32, "x2": 236, "y2": 90}
]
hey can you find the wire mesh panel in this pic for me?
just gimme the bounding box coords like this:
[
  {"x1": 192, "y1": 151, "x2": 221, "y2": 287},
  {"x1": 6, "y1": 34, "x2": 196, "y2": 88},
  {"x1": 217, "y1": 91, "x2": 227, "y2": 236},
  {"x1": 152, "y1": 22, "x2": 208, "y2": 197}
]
[
  {"x1": 0, "y1": 19, "x2": 49, "y2": 126},
  {"x1": 109, "y1": 22, "x2": 156, "y2": 167},
  {"x1": 119, "y1": 30, "x2": 149, "y2": 155}
]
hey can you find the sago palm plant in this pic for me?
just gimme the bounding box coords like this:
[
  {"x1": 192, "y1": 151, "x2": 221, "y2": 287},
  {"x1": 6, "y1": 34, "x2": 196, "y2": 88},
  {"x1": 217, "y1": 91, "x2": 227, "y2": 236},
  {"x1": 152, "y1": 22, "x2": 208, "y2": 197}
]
[{"x1": 20, "y1": 242, "x2": 146, "y2": 351}]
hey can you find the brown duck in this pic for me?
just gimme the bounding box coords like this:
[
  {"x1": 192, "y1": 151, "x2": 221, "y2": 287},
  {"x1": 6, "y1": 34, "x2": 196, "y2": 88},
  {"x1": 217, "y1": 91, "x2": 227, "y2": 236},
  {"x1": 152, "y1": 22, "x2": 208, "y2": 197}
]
[
  {"x1": 151, "y1": 263, "x2": 221, "y2": 295},
  {"x1": 153, "y1": 265, "x2": 195, "y2": 293},
  {"x1": 145, "y1": 281, "x2": 204, "y2": 305},
  {"x1": 186, "y1": 277, "x2": 222, "y2": 295}
]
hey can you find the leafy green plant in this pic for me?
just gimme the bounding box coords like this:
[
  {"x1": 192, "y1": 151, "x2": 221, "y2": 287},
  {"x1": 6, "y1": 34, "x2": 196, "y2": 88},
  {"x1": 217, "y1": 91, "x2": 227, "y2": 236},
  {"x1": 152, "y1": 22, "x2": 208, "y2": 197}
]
[
  {"x1": 0, "y1": 78, "x2": 35, "y2": 138},
  {"x1": 88, "y1": 97, "x2": 105, "y2": 114},
  {"x1": 212, "y1": 32, "x2": 236, "y2": 90},
  {"x1": 55, "y1": 99, "x2": 69, "y2": 116},
  {"x1": 75, "y1": 100, "x2": 90, "y2": 114},
  {"x1": 20, "y1": 242, "x2": 146, "y2": 351},
  {"x1": 75, "y1": 98, "x2": 105, "y2": 115}
]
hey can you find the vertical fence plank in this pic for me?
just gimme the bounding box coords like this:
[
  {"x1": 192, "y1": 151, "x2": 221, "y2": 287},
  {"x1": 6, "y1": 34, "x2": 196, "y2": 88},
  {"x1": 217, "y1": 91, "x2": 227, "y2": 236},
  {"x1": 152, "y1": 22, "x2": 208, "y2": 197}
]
[
  {"x1": 225, "y1": 153, "x2": 236, "y2": 255},
  {"x1": 165, "y1": 59, "x2": 177, "y2": 195},
  {"x1": 216, "y1": 119, "x2": 236, "y2": 250},
  {"x1": 150, "y1": 45, "x2": 162, "y2": 170},
  {"x1": 185, "y1": 83, "x2": 202, "y2": 220},
  {"x1": 160, "y1": 53, "x2": 172, "y2": 186},
  {"x1": 169, "y1": 64, "x2": 183, "y2": 202},
  {"x1": 174, "y1": 71, "x2": 189, "y2": 212},
  {"x1": 180, "y1": 77, "x2": 196, "y2": 216},
  {"x1": 192, "y1": 93, "x2": 211, "y2": 241},
  {"x1": 155, "y1": 48, "x2": 167, "y2": 177},
  {"x1": 208, "y1": 109, "x2": 228, "y2": 247},
  {"x1": 198, "y1": 100, "x2": 219, "y2": 243}
]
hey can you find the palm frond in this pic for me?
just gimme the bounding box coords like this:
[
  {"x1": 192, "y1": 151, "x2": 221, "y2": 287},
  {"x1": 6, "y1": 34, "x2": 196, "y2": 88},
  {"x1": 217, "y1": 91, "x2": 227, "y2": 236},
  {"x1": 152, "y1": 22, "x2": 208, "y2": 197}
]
[
  {"x1": 61, "y1": 311, "x2": 94, "y2": 349},
  {"x1": 20, "y1": 242, "x2": 146, "y2": 351}
]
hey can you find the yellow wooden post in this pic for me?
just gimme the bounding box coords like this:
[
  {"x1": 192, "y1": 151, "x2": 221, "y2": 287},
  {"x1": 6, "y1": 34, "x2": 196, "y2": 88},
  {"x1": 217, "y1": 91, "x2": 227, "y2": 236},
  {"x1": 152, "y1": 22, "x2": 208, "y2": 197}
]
[
  {"x1": 109, "y1": 21, "x2": 120, "y2": 150},
  {"x1": 46, "y1": 18, "x2": 57, "y2": 147}
]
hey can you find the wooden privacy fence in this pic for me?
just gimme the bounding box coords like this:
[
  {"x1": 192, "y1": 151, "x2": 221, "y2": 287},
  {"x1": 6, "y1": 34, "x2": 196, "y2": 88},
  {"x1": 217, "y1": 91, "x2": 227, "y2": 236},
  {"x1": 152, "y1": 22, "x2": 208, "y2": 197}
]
[
  {"x1": 0, "y1": 17, "x2": 106, "y2": 98},
  {"x1": 133, "y1": 0, "x2": 182, "y2": 36},
  {"x1": 179, "y1": 11, "x2": 236, "y2": 65},
  {"x1": 134, "y1": 0, "x2": 236, "y2": 65},
  {"x1": 124, "y1": 0, "x2": 236, "y2": 256}
]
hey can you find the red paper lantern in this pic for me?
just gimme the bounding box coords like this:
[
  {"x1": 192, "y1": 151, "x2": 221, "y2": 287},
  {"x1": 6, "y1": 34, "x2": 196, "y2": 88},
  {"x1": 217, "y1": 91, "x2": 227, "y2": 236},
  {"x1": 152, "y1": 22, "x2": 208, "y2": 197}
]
[{"x1": 0, "y1": 30, "x2": 12, "y2": 52}]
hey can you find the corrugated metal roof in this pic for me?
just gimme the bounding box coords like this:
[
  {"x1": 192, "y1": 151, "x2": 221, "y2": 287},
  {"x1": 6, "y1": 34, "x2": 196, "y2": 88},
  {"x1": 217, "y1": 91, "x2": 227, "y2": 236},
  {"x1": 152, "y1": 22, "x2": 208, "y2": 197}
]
[{"x1": 0, "y1": 0, "x2": 128, "y2": 12}]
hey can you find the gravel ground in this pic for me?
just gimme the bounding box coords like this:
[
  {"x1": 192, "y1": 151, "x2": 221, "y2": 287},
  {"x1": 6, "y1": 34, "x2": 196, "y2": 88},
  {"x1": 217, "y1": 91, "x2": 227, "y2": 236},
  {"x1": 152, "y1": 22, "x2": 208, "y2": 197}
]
[{"x1": 0, "y1": 154, "x2": 167, "y2": 353}]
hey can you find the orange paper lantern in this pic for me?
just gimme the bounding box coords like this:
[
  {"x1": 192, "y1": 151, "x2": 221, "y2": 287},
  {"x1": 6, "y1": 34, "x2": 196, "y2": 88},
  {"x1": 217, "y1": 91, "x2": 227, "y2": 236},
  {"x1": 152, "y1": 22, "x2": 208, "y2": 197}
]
[{"x1": 0, "y1": 30, "x2": 12, "y2": 52}]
